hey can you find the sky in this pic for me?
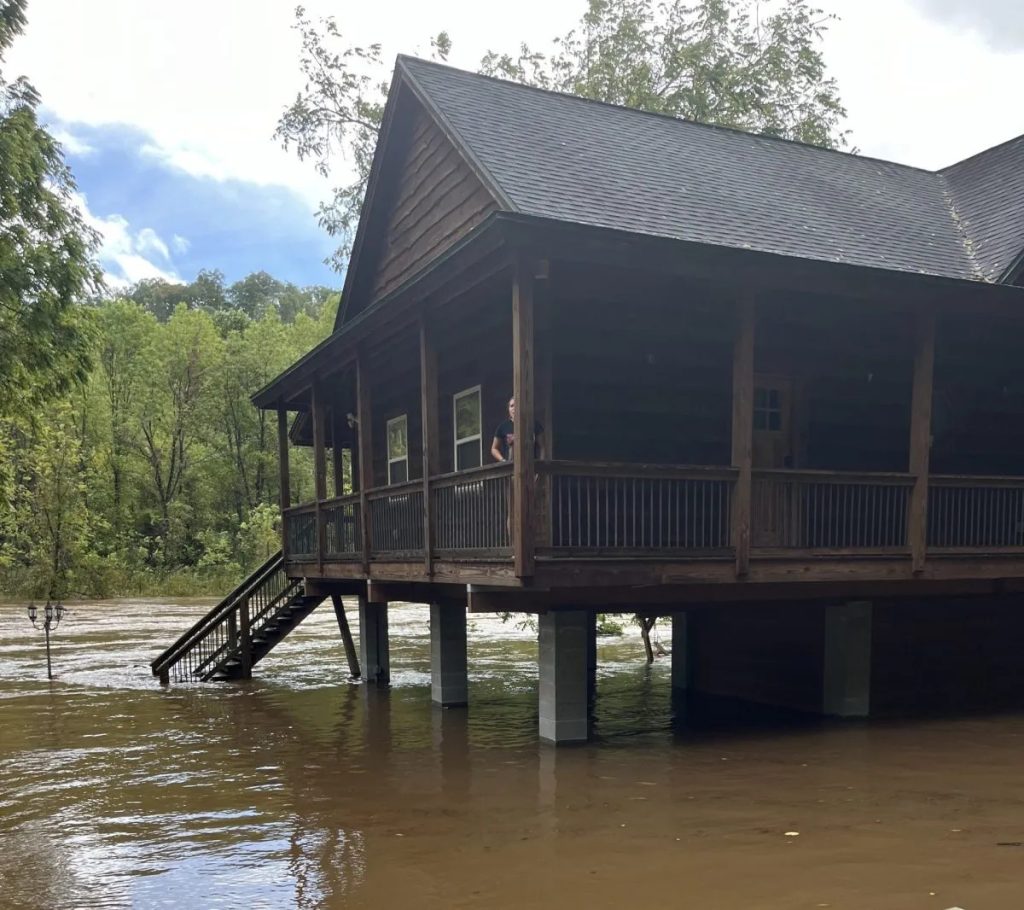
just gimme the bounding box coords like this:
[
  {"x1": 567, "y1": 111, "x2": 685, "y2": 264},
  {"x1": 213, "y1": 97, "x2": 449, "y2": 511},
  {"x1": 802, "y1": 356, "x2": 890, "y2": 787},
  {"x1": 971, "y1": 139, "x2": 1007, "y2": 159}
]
[{"x1": 6, "y1": 0, "x2": 1024, "y2": 290}]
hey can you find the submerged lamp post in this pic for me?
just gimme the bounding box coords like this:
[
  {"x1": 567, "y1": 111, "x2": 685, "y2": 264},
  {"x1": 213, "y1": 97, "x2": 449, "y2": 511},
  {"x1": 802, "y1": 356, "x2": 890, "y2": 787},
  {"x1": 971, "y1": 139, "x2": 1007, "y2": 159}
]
[{"x1": 27, "y1": 601, "x2": 65, "y2": 680}]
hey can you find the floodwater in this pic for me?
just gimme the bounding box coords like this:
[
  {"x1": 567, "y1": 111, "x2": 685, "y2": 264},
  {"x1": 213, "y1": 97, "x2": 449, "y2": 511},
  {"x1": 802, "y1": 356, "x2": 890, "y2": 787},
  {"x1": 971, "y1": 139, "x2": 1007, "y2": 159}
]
[{"x1": 2, "y1": 602, "x2": 1024, "y2": 910}]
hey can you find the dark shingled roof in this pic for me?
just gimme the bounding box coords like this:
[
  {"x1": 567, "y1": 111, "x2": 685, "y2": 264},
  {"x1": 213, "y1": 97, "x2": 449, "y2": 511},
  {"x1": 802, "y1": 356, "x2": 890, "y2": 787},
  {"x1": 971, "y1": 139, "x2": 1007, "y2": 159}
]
[
  {"x1": 399, "y1": 56, "x2": 1024, "y2": 285},
  {"x1": 940, "y1": 135, "x2": 1024, "y2": 283}
]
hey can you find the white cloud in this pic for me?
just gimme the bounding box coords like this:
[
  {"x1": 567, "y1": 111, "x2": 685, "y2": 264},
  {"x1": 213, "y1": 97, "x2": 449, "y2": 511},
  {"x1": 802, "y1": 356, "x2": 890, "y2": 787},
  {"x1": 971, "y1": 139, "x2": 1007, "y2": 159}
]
[
  {"x1": 909, "y1": 0, "x2": 1024, "y2": 51},
  {"x1": 818, "y1": 0, "x2": 1024, "y2": 169},
  {"x1": 50, "y1": 125, "x2": 95, "y2": 156},
  {"x1": 4, "y1": 0, "x2": 580, "y2": 207},
  {"x1": 135, "y1": 227, "x2": 171, "y2": 263},
  {"x1": 172, "y1": 234, "x2": 191, "y2": 255},
  {"x1": 5, "y1": 0, "x2": 1023, "y2": 206},
  {"x1": 73, "y1": 193, "x2": 182, "y2": 288}
]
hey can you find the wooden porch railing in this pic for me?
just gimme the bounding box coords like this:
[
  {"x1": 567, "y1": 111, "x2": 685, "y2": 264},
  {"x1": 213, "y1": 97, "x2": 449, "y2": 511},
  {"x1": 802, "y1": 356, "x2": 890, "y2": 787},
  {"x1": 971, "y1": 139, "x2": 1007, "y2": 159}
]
[
  {"x1": 928, "y1": 476, "x2": 1024, "y2": 549},
  {"x1": 751, "y1": 469, "x2": 914, "y2": 551},
  {"x1": 283, "y1": 503, "x2": 317, "y2": 560},
  {"x1": 367, "y1": 479, "x2": 425, "y2": 557},
  {"x1": 322, "y1": 492, "x2": 361, "y2": 559},
  {"x1": 542, "y1": 461, "x2": 735, "y2": 554},
  {"x1": 281, "y1": 465, "x2": 1024, "y2": 570},
  {"x1": 433, "y1": 462, "x2": 512, "y2": 556}
]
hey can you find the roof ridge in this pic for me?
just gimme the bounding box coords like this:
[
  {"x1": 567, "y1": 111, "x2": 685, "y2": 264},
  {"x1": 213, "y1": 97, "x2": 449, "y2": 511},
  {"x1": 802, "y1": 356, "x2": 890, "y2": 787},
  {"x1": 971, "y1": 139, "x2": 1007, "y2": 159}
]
[
  {"x1": 938, "y1": 171, "x2": 989, "y2": 283},
  {"x1": 396, "y1": 54, "x2": 944, "y2": 177}
]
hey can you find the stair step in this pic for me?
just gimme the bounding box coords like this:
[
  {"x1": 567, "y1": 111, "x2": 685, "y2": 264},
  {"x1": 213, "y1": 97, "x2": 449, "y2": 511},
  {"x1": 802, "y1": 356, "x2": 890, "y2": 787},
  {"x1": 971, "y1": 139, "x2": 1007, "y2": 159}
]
[{"x1": 151, "y1": 553, "x2": 331, "y2": 687}]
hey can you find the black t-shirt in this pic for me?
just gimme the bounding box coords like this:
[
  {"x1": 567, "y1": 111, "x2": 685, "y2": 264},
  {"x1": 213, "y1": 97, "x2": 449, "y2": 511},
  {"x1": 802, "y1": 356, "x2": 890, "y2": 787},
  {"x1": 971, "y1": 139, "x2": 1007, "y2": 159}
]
[{"x1": 493, "y1": 419, "x2": 543, "y2": 461}]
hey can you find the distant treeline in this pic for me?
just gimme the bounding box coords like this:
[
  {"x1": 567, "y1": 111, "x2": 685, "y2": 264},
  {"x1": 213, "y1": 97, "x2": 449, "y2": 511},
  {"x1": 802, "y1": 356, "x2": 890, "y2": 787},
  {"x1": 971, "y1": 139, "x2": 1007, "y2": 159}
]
[{"x1": 0, "y1": 271, "x2": 335, "y2": 599}]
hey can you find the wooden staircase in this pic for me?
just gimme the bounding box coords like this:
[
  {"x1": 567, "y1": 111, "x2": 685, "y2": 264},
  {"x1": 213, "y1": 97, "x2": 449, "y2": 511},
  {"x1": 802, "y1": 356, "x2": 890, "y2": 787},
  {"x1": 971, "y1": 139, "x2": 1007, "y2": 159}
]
[{"x1": 151, "y1": 551, "x2": 325, "y2": 683}]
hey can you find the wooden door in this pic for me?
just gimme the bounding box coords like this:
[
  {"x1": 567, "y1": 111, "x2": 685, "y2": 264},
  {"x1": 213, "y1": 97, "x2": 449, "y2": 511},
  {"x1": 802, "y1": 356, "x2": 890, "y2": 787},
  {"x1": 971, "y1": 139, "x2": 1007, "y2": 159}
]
[
  {"x1": 752, "y1": 376, "x2": 794, "y2": 469},
  {"x1": 752, "y1": 376, "x2": 797, "y2": 546}
]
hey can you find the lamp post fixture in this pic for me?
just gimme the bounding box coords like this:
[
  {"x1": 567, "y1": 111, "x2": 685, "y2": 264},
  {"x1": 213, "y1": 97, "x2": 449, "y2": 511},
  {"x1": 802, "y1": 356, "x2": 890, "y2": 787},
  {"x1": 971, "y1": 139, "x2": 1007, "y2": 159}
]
[{"x1": 27, "y1": 600, "x2": 66, "y2": 680}]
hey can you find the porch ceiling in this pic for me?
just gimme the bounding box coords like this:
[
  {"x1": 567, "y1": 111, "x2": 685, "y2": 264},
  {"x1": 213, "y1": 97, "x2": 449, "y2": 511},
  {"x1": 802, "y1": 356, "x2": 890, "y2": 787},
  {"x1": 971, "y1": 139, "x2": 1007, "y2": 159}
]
[{"x1": 255, "y1": 212, "x2": 1024, "y2": 411}]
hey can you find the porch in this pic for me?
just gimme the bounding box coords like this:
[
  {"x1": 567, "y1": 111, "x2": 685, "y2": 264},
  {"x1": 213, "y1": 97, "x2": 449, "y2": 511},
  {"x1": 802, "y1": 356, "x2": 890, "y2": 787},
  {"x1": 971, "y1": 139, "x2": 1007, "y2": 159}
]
[
  {"x1": 282, "y1": 460, "x2": 1024, "y2": 591},
  {"x1": 256, "y1": 217, "x2": 1024, "y2": 603}
]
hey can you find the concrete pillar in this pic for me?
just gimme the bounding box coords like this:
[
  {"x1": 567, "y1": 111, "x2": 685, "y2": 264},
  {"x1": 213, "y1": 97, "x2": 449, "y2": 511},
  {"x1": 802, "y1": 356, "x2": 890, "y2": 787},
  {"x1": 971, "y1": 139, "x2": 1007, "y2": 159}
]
[
  {"x1": 823, "y1": 601, "x2": 872, "y2": 717},
  {"x1": 430, "y1": 602, "x2": 468, "y2": 706},
  {"x1": 539, "y1": 610, "x2": 589, "y2": 744},
  {"x1": 671, "y1": 612, "x2": 688, "y2": 691},
  {"x1": 358, "y1": 595, "x2": 390, "y2": 685}
]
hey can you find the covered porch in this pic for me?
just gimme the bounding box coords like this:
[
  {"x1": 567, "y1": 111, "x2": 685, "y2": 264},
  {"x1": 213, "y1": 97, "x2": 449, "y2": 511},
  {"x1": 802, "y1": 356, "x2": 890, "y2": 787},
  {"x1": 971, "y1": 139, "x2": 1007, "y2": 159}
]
[{"x1": 256, "y1": 218, "x2": 1024, "y2": 601}]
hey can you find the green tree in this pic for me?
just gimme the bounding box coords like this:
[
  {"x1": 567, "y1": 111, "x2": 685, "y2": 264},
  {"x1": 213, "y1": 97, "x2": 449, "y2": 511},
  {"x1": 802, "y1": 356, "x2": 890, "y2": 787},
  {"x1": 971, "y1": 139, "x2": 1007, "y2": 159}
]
[
  {"x1": 187, "y1": 268, "x2": 228, "y2": 312},
  {"x1": 134, "y1": 305, "x2": 223, "y2": 563},
  {"x1": 0, "y1": 0, "x2": 101, "y2": 411},
  {"x1": 1, "y1": 404, "x2": 97, "y2": 598},
  {"x1": 93, "y1": 300, "x2": 157, "y2": 539},
  {"x1": 123, "y1": 277, "x2": 185, "y2": 321},
  {"x1": 277, "y1": 0, "x2": 845, "y2": 271}
]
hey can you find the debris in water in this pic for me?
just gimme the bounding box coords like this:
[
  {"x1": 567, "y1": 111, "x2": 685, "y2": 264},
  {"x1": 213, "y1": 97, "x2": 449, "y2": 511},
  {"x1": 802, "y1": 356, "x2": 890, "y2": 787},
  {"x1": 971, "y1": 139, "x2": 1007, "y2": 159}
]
[{"x1": 784, "y1": 831, "x2": 800, "y2": 837}]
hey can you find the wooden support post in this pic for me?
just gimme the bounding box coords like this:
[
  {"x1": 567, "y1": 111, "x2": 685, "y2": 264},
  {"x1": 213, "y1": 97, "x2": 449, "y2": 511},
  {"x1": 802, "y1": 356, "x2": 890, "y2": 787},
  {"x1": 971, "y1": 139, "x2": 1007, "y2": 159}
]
[
  {"x1": 239, "y1": 597, "x2": 253, "y2": 679},
  {"x1": 331, "y1": 593, "x2": 361, "y2": 678},
  {"x1": 331, "y1": 413, "x2": 346, "y2": 496},
  {"x1": 535, "y1": 265, "x2": 553, "y2": 549},
  {"x1": 513, "y1": 257, "x2": 537, "y2": 578},
  {"x1": 356, "y1": 354, "x2": 374, "y2": 573},
  {"x1": 277, "y1": 404, "x2": 291, "y2": 557},
  {"x1": 312, "y1": 379, "x2": 327, "y2": 572},
  {"x1": 420, "y1": 316, "x2": 439, "y2": 574},
  {"x1": 909, "y1": 308, "x2": 936, "y2": 574},
  {"x1": 731, "y1": 297, "x2": 755, "y2": 578}
]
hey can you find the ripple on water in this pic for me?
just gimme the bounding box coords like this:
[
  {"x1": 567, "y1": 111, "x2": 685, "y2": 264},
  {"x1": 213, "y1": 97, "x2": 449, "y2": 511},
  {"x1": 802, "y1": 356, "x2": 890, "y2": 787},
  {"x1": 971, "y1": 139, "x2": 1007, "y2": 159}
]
[{"x1": 4, "y1": 599, "x2": 1024, "y2": 909}]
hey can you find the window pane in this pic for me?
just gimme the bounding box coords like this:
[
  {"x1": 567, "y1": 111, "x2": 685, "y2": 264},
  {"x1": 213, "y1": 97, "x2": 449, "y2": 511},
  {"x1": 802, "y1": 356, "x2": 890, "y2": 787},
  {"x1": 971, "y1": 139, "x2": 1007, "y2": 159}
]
[
  {"x1": 390, "y1": 459, "x2": 408, "y2": 484},
  {"x1": 768, "y1": 411, "x2": 781, "y2": 431},
  {"x1": 754, "y1": 387, "x2": 767, "y2": 408},
  {"x1": 768, "y1": 388, "x2": 780, "y2": 409},
  {"x1": 455, "y1": 390, "x2": 481, "y2": 441},
  {"x1": 753, "y1": 410, "x2": 767, "y2": 431},
  {"x1": 388, "y1": 417, "x2": 407, "y2": 460},
  {"x1": 456, "y1": 439, "x2": 481, "y2": 471}
]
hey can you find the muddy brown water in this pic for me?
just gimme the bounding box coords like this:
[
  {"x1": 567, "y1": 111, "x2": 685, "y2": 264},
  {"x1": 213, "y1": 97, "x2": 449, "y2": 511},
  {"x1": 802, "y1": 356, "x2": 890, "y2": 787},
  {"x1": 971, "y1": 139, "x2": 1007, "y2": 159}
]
[{"x1": 2, "y1": 599, "x2": 1023, "y2": 909}]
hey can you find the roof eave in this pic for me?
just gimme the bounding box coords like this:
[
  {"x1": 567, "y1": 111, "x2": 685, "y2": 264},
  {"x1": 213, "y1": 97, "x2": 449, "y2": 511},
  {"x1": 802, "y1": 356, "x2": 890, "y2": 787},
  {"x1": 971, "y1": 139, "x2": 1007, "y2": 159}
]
[
  {"x1": 251, "y1": 214, "x2": 511, "y2": 409},
  {"x1": 999, "y1": 247, "x2": 1024, "y2": 286},
  {"x1": 492, "y1": 211, "x2": 1024, "y2": 305}
]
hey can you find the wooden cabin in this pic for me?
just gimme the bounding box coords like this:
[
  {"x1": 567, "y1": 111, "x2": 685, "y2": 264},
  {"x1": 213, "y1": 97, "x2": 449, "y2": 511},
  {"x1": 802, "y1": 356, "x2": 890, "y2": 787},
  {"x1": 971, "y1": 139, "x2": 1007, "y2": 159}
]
[{"x1": 188, "y1": 57, "x2": 1024, "y2": 741}]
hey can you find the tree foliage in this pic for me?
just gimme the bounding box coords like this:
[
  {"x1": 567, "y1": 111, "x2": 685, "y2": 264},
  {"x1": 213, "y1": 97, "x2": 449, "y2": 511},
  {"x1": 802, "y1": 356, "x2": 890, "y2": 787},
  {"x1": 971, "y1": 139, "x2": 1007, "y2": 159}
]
[
  {"x1": 0, "y1": 0, "x2": 101, "y2": 412},
  {"x1": 0, "y1": 273, "x2": 338, "y2": 598},
  {"x1": 277, "y1": 0, "x2": 846, "y2": 270}
]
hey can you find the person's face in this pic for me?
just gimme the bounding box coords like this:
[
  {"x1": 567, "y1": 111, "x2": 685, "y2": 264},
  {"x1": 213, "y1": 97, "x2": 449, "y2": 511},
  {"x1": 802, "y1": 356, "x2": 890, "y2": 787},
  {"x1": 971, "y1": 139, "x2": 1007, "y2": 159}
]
[{"x1": 508, "y1": 398, "x2": 515, "y2": 420}]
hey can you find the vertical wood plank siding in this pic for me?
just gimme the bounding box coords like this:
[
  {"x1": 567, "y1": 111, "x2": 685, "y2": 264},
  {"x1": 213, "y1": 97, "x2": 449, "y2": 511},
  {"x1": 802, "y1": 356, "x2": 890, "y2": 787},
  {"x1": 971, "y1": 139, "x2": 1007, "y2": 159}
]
[{"x1": 370, "y1": 104, "x2": 498, "y2": 302}]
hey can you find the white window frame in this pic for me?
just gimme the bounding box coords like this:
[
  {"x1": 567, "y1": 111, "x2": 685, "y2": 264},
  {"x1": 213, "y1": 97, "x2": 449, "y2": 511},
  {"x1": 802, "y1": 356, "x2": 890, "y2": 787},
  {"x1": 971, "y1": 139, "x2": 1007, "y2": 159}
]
[
  {"x1": 386, "y1": 414, "x2": 409, "y2": 485},
  {"x1": 453, "y1": 385, "x2": 483, "y2": 471}
]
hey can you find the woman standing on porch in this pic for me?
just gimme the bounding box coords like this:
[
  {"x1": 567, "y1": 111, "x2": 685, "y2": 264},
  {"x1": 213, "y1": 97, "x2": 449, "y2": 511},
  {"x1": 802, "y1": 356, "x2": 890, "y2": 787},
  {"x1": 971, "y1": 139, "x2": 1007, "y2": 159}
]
[{"x1": 491, "y1": 397, "x2": 543, "y2": 462}]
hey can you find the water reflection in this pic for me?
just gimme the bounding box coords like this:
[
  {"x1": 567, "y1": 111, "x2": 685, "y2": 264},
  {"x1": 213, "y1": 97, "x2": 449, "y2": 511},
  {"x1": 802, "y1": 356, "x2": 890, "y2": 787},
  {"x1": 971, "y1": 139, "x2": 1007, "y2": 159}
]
[{"x1": 3, "y1": 600, "x2": 1024, "y2": 909}]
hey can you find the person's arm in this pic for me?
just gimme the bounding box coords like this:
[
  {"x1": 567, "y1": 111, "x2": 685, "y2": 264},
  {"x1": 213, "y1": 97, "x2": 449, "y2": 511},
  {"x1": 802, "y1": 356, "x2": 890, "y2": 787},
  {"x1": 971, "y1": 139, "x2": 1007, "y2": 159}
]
[{"x1": 490, "y1": 435, "x2": 505, "y2": 462}]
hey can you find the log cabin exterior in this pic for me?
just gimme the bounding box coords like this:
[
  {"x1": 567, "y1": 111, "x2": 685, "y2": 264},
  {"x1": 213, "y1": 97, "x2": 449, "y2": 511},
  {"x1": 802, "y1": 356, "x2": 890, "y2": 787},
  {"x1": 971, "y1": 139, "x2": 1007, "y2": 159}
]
[
  {"x1": 157, "y1": 57, "x2": 1024, "y2": 742},
  {"x1": 254, "y1": 56, "x2": 1024, "y2": 608}
]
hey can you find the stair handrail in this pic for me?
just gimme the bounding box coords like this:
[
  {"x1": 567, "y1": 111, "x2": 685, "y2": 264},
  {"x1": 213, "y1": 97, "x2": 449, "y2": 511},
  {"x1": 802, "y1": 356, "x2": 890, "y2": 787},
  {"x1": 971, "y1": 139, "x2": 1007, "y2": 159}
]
[{"x1": 150, "y1": 550, "x2": 285, "y2": 678}]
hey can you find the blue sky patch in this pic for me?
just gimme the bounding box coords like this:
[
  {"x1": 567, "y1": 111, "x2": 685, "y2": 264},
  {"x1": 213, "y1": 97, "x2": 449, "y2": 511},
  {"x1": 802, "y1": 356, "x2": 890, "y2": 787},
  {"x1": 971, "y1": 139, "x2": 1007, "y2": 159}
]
[{"x1": 52, "y1": 119, "x2": 339, "y2": 290}]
